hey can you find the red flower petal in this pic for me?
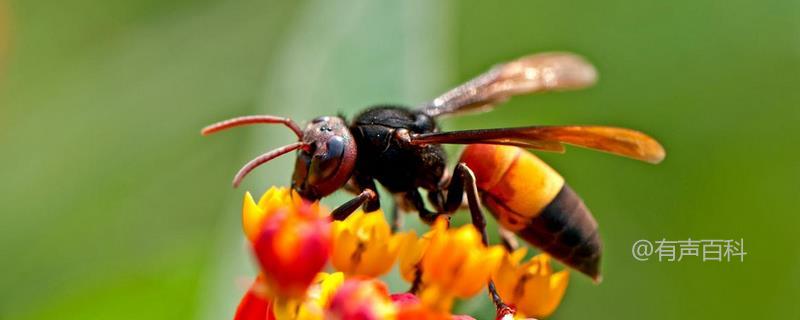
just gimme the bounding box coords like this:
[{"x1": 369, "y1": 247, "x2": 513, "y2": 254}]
[
  {"x1": 234, "y1": 277, "x2": 275, "y2": 320},
  {"x1": 253, "y1": 209, "x2": 331, "y2": 298},
  {"x1": 328, "y1": 279, "x2": 395, "y2": 320},
  {"x1": 390, "y1": 293, "x2": 420, "y2": 308}
]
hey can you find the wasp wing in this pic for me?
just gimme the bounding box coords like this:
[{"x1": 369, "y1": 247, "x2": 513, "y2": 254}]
[
  {"x1": 418, "y1": 52, "x2": 598, "y2": 118},
  {"x1": 410, "y1": 126, "x2": 665, "y2": 164}
]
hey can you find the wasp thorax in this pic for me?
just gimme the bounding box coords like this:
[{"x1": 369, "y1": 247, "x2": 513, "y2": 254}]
[{"x1": 292, "y1": 116, "x2": 357, "y2": 200}]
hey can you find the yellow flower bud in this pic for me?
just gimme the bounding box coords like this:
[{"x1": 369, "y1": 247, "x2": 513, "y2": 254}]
[
  {"x1": 419, "y1": 218, "x2": 505, "y2": 312},
  {"x1": 272, "y1": 272, "x2": 345, "y2": 320},
  {"x1": 330, "y1": 210, "x2": 405, "y2": 278},
  {"x1": 493, "y1": 249, "x2": 569, "y2": 318},
  {"x1": 243, "y1": 187, "x2": 306, "y2": 242}
]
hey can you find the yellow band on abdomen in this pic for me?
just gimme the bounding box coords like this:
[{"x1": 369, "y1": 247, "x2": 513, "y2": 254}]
[{"x1": 460, "y1": 144, "x2": 564, "y2": 230}]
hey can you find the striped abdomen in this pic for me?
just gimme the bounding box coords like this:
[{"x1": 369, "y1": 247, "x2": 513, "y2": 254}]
[{"x1": 459, "y1": 144, "x2": 602, "y2": 281}]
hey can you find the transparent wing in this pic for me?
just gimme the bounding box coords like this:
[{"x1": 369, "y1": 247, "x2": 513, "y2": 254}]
[{"x1": 419, "y1": 52, "x2": 598, "y2": 118}]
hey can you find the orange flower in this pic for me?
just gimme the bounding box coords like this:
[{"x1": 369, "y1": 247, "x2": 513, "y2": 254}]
[
  {"x1": 395, "y1": 218, "x2": 505, "y2": 313},
  {"x1": 246, "y1": 187, "x2": 332, "y2": 299},
  {"x1": 234, "y1": 186, "x2": 569, "y2": 319},
  {"x1": 420, "y1": 218, "x2": 504, "y2": 312},
  {"x1": 397, "y1": 229, "x2": 432, "y2": 283},
  {"x1": 392, "y1": 293, "x2": 476, "y2": 320},
  {"x1": 330, "y1": 210, "x2": 405, "y2": 277},
  {"x1": 326, "y1": 278, "x2": 397, "y2": 320},
  {"x1": 493, "y1": 249, "x2": 570, "y2": 318}
]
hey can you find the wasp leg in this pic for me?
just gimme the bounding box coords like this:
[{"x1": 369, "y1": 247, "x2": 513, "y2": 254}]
[
  {"x1": 455, "y1": 163, "x2": 510, "y2": 312},
  {"x1": 356, "y1": 174, "x2": 381, "y2": 212},
  {"x1": 427, "y1": 189, "x2": 445, "y2": 213},
  {"x1": 408, "y1": 265, "x2": 423, "y2": 295},
  {"x1": 389, "y1": 200, "x2": 403, "y2": 232},
  {"x1": 331, "y1": 188, "x2": 377, "y2": 220},
  {"x1": 405, "y1": 190, "x2": 439, "y2": 224},
  {"x1": 457, "y1": 164, "x2": 489, "y2": 243},
  {"x1": 332, "y1": 173, "x2": 381, "y2": 220},
  {"x1": 498, "y1": 226, "x2": 520, "y2": 252},
  {"x1": 429, "y1": 164, "x2": 467, "y2": 214}
]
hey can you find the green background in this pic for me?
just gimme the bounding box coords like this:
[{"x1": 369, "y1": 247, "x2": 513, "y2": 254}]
[{"x1": 1, "y1": 0, "x2": 798, "y2": 319}]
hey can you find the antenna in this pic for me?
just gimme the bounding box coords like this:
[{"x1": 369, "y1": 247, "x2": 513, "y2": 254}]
[
  {"x1": 201, "y1": 115, "x2": 303, "y2": 139},
  {"x1": 232, "y1": 142, "x2": 309, "y2": 188}
]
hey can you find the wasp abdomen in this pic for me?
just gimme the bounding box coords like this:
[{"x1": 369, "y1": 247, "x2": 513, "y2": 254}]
[
  {"x1": 460, "y1": 144, "x2": 602, "y2": 281},
  {"x1": 515, "y1": 185, "x2": 601, "y2": 280}
]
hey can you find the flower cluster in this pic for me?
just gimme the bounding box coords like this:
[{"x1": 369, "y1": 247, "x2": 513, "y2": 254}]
[{"x1": 234, "y1": 187, "x2": 570, "y2": 320}]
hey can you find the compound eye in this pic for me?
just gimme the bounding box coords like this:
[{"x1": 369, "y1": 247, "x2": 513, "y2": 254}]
[
  {"x1": 309, "y1": 136, "x2": 345, "y2": 183},
  {"x1": 291, "y1": 150, "x2": 312, "y2": 189}
]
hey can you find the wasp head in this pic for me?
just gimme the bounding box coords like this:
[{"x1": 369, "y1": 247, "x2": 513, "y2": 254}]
[
  {"x1": 292, "y1": 116, "x2": 357, "y2": 200},
  {"x1": 202, "y1": 114, "x2": 356, "y2": 200}
]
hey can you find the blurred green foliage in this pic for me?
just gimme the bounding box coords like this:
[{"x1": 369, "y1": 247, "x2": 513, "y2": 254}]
[{"x1": 0, "y1": 0, "x2": 798, "y2": 319}]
